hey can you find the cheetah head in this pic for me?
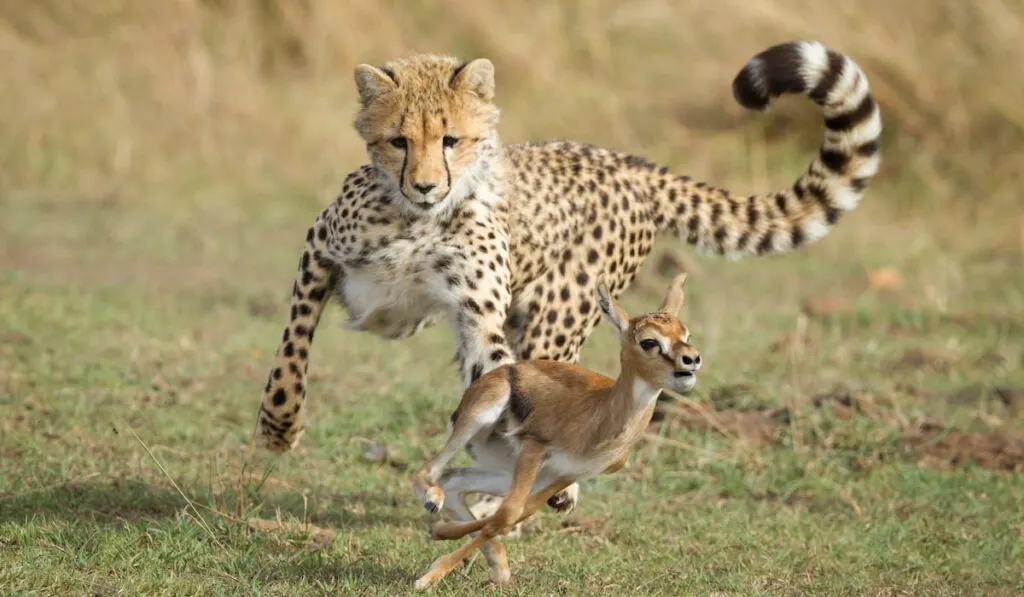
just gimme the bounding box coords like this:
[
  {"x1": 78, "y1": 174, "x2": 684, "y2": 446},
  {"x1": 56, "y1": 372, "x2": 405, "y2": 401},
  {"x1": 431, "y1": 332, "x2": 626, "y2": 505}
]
[{"x1": 352, "y1": 55, "x2": 501, "y2": 219}]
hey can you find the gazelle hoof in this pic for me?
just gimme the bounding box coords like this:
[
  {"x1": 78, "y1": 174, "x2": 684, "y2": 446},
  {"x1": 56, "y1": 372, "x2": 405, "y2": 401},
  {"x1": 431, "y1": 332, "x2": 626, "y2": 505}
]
[
  {"x1": 490, "y1": 567, "x2": 512, "y2": 586},
  {"x1": 423, "y1": 487, "x2": 445, "y2": 514},
  {"x1": 413, "y1": 575, "x2": 435, "y2": 591},
  {"x1": 547, "y1": 485, "x2": 579, "y2": 514}
]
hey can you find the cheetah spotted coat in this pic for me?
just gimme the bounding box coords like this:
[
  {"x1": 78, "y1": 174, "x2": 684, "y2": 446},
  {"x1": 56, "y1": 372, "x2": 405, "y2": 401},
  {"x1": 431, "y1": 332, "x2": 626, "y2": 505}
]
[{"x1": 258, "y1": 41, "x2": 882, "y2": 456}]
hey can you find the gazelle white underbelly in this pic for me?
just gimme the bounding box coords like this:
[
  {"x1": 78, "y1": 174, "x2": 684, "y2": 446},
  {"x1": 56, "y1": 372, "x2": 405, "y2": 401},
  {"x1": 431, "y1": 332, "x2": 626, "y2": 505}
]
[{"x1": 466, "y1": 431, "x2": 610, "y2": 487}]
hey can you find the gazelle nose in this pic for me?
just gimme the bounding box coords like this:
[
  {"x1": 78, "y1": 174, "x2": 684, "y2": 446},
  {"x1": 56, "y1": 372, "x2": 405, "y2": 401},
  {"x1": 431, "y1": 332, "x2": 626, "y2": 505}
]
[
  {"x1": 680, "y1": 352, "x2": 702, "y2": 371},
  {"x1": 413, "y1": 183, "x2": 436, "y2": 195}
]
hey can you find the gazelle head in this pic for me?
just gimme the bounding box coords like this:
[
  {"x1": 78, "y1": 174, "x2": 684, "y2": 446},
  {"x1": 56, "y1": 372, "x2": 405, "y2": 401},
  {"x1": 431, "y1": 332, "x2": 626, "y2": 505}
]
[{"x1": 596, "y1": 273, "x2": 701, "y2": 394}]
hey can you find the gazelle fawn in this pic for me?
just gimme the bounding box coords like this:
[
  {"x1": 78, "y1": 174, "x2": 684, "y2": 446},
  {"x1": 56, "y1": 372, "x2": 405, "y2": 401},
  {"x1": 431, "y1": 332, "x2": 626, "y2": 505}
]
[{"x1": 411, "y1": 272, "x2": 701, "y2": 590}]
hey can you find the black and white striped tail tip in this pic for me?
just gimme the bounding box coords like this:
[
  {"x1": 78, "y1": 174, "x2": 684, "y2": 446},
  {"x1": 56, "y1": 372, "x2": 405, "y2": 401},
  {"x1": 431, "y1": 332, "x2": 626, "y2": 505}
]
[{"x1": 732, "y1": 41, "x2": 858, "y2": 112}]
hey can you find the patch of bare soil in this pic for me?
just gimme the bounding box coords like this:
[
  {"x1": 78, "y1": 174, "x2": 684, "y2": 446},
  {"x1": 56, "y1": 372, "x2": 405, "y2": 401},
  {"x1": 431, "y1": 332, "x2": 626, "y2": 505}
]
[
  {"x1": 653, "y1": 397, "x2": 786, "y2": 447},
  {"x1": 652, "y1": 386, "x2": 1024, "y2": 473},
  {"x1": 899, "y1": 424, "x2": 1024, "y2": 473},
  {"x1": 892, "y1": 348, "x2": 958, "y2": 373}
]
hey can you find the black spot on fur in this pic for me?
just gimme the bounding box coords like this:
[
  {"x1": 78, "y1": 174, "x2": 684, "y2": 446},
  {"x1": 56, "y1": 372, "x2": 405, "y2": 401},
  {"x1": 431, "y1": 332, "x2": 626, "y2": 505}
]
[
  {"x1": 808, "y1": 49, "x2": 846, "y2": 104},
  {"x1": 732, "y1": 42, "x2": 808, "y2": 110},
  {"x1": 856, "y1": 140, "x2": 879, "y2": 157},
  {"x1": 272, "y1": 388, "x2": 287, "y2": 407},
  {"x1": 850, "y1": 177, "x2": 870, "y2": 192},
  {"x1": 825, "y1": 95, "x2": 877, "y2": 132},
  {"x1": 819, "y1": 148, "x2": 851, "y2": 174},
  {"x1": 791, "y1": 226, "x2": 806, "y2": 248},
  {"x1": 464, "y1": 299, "x2": 482, "y2": 316}
]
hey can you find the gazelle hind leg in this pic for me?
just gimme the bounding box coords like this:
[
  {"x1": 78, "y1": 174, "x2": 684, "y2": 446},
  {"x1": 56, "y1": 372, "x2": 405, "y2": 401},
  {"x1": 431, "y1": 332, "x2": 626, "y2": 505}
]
[
  {"x1": 415, "y1": 477, "x2": 574, "y2": 591},
  {"x1": 416, "y1": 479, "x2": 575, "y2": 590},
  {"x1": 437, "y1": 468, "x2": 514, "y2": 586},
  {"x1": 414, "y1": 533, "x2": 490, "y2": 591}
]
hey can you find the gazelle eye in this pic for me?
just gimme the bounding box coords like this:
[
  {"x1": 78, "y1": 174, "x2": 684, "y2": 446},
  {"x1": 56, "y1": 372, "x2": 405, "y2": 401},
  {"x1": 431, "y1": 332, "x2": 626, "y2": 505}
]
[
  {"x1": 639, "y1": 339, "x2": 659, "y2": 352},
  {"x1": 389, "y1": 137, "x2": 408, "y2": 149},
  {"x1": 442, "y1": 135, "x2": 459, "y2": 148}
]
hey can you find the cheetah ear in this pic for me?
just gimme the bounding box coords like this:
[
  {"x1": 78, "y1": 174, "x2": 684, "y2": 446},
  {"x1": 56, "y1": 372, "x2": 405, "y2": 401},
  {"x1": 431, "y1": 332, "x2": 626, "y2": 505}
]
[
  {"x1": 596, "y1": 280, "x2": 630, "y2": 337},
  {"x1": 354, "y1": 64, "x2": 398, "y2": 104},
  {"x1": 450, "y1": 58, "x2": 495, "y2": 101},
  {"x1": 659, "y1": 273, "x2": 688, "y2": 317}
]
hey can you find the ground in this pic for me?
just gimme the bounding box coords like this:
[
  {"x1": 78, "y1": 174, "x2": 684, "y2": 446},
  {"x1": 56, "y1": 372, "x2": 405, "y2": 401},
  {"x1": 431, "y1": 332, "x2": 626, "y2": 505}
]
[
  {"x1": 1, "y1": 2, "x2": 1023, "y2": 595},
  {"x1": 1, "y1": 192, "x2": 1022, "y2": 596}
]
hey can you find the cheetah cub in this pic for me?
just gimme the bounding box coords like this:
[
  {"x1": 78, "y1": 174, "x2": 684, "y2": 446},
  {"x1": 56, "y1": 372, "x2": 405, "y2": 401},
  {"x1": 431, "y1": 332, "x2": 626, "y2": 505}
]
[{"x1": 411, "y1": 272, "x2": 699, "y2": 590}]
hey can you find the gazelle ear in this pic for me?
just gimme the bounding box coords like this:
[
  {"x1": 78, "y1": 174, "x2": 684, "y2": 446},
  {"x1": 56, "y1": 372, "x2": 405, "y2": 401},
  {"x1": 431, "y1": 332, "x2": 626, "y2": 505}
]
[
  {"x1": 659, "y1": 273, "x2": 688, "y2": 316},
  {"x1": 354, "y1": 64, "x2": 398, "y2": 105},
  {"x1": 596, "y1": 281, "x2": 630, "y2": 336}
]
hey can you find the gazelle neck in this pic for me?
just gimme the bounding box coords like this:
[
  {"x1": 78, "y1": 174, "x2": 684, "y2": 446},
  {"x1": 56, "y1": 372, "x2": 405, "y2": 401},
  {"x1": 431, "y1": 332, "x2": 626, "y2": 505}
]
[{"x1": 609, "y1": 365, "x2": 662, "y2": 418}]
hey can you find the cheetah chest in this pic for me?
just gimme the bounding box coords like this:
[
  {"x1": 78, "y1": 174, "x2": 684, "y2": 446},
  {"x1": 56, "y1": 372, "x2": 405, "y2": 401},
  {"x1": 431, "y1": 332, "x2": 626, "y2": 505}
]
[
  {"x1": 332, "y1": 194, "x2": 506, "y2": 340},
  {"x1": 338, "y1": 240, "x2": 449, "y2": 340}
]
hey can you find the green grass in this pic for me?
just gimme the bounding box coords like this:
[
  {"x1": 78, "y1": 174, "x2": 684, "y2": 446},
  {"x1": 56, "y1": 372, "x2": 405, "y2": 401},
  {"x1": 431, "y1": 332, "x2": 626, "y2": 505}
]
[
  {"x1": 1, "y1": 189, "x2": 1022, "y2": 596},
  {"x1": 2, "y1": 2, "x2": 1023, "y2": 593}
]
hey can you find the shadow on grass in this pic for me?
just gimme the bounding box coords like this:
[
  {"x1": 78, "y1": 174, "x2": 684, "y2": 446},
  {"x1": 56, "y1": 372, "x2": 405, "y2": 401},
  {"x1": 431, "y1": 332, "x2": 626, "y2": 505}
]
[
  {"x1": 259, "y1": 558, "x2": 417, "y2": 587},
  {"x1": 0, "y1": 477, "x2": 419, "y2": 531},
  {"x1": 0, "y1": 478, "x2": 183, "y2": 525}
]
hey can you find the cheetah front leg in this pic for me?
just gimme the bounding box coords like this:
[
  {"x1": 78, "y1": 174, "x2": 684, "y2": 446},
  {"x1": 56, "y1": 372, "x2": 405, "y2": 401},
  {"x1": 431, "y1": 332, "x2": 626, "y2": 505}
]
[
  {"x1": 258, "y1": 214, "x2": 340, "y2": 452},
  {"x1": 443, "y1": 267, "x2": 581, "y2": 526}
]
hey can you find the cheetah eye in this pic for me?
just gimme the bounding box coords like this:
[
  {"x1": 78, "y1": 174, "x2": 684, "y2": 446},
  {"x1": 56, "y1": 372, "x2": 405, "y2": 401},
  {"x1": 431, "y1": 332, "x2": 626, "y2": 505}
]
[
  {"x1": 442, "y1": 135, "x2": 459, "y2": 149},
  {"x1": 389, "y1": 137, "x2": 408, "y2": 149},
  {"x1": 639, "y1": 339, "x2": 660, "y2": 352}
]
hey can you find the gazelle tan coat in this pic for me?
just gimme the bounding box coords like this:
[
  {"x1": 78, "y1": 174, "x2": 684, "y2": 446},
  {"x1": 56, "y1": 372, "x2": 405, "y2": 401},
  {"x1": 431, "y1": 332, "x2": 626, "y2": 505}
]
[{"x1": 411, "y1": 273, "x2": 701, "y2": 589}]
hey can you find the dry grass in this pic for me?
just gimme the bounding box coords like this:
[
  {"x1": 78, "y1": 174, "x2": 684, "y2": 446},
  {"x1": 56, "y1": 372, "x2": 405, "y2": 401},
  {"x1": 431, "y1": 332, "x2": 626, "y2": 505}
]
[{"x1": 1, "y1": 0, "x2": 1022, "y2": 214}]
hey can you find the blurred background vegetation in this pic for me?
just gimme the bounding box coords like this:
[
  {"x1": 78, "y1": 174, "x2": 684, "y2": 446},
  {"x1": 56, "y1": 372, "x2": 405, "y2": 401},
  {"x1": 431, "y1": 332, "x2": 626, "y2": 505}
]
[{"x1": 2, "y1": 0, "x2": 1022, "y2": 214}]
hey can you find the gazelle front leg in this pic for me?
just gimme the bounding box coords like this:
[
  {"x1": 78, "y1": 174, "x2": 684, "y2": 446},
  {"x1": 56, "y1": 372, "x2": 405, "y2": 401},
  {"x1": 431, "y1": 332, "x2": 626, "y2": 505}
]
[
  {"x1": 411, "y1": 375, "x2": 514, "y2": 514},
  {"x1": 430, "y1": 438, "x2": 546, "y2": 541}
]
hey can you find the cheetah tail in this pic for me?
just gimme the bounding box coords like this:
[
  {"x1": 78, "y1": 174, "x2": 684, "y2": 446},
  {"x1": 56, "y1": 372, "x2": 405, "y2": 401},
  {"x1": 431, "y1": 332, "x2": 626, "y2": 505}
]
[{"x1": 665, "y1": 40, "x2": 882, "y2": 258}]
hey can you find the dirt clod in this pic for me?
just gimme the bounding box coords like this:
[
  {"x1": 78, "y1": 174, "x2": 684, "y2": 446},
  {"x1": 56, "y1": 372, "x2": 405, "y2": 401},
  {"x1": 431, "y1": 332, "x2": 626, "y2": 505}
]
[
  {"x1": 900, "y1": 427, "x2": 1024, "y2": 472},
  {"x1": 361, "y1": 442, "x2": 408, "y2": 471},
  {"x1": 994, "y1": 386, "x2": 1024, "y2": 410},
  {"x1": 558, "y1": 516, "x2": 607, "y2": 535},
  {"x1": 892, "y1": 348, "x2": 958, "y2": 373}
]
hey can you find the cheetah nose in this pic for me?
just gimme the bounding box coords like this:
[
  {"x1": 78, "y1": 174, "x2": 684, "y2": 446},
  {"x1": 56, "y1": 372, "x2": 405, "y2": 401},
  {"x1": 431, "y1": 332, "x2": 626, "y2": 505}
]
[{"x1": 413, "y1": 183, "x2": 437, "y2": 195}]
